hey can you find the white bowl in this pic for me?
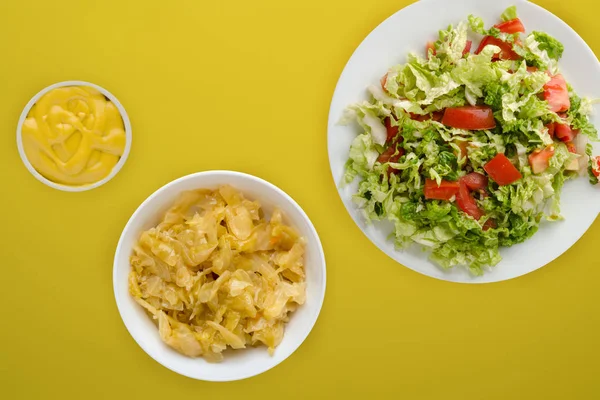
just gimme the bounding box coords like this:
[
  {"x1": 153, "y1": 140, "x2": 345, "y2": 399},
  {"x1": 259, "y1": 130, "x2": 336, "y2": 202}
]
[
  {"x1": 113, "y1": 171, "x2": 326, "y2": 381},
  {"x1": 16, "y1": 80, "x2": 132, "y2": 192},
  {"x1": 327, "y1": 0, "x2": 600, "y2": 283}
]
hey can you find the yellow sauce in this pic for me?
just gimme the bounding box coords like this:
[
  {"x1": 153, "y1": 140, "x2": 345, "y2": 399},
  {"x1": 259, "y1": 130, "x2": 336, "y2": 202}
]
[{"x1": 21, "y1": 86, "x2": 126, "y2": 186}]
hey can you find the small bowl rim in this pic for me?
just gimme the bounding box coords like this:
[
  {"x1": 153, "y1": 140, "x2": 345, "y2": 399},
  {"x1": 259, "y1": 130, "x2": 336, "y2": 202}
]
[
  {"x1": 112, "y1": 170, "x2": 327, "y2": 381},
  {"x1": 16, "y1": 80, "x2": 132, "y2": 192}
]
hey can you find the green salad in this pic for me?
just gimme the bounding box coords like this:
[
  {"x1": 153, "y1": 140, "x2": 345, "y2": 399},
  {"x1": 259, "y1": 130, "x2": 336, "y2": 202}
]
[{"x1": 343, "y1": 6, "x2": 600, "y2": 275}]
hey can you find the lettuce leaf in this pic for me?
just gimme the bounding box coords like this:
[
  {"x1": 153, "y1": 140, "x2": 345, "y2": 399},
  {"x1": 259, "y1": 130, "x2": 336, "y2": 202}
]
[
  {"x1": 513, "y1": 32, "x2": 563, "y2": 74},
  {"x1": 344, "y1": 133, "x2": 378, "y2": 184},
  {"x1": 501, "y1": 6, "x2": 518, "y2": 22},
  {"x1": 468, "y1": 15, "x2": 501, "y2": 38},
  {"x1": 567, "y1": 93, "x2": 598, "y2": 141},
  {"x1": 532, "y1": 31, "x2": 564, "y2": 60}
]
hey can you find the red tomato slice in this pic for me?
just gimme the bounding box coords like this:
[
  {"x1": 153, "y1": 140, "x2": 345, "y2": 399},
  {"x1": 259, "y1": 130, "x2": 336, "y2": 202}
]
[
  {"x1": 528, "y1": 145, "x2": 556, "y2": 174},
  {"x1": 592, "y1": 156, "x2": 600, "y2": 178},
  {"x1": 494, "y1": 18, "x2": 526, "y2": 34},
  {"x1": 463, "y1": 40, "x2": 472, "y2": 56},
  {"x1": 461, "y1": 172, "x2": 488, "y2": 190},
  {"x1": 474, "y1": 38, "x2": 489, "y2": 55},
  {"x1": 384, "y1": 117, "x2": 400, "y2": 142},
  {"x1": 442, "y1": 106, "x2": 496, "y2": 130},
  {"x1": 456, "y1": 180, "x2": 485, "y2": 220},
  {"x1": 475, "y1": 36, "x2": 520, "y2": 60},
  {"x1": 554, "y1": 122, "x2": 579, "y2": 142},
  {"x1": 424, "y1": 179, "x2": 460, "y2": 201},
  {"x1": 565, "y1": 141, "x2": 577, "y2": 154},
  {"x1": 546, "y1": 122, "x2": 555, "y2": 138},
  {"x1": 543, "y1": 74, "x2": 570, "y2": 113},
  {"x1": 484, "y1": 153, "x2": 523, "y2": 185}
]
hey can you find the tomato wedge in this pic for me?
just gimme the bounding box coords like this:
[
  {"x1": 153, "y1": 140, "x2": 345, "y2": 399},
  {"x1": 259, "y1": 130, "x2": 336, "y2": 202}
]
[
  {"x1": 456, "y1": 180, "x2": 485, "y2": 220},
  {"x1": 528, "y1": 145, "x2": 555, "y2": 174},
  {"x1": 461, "y1": 172, "x2": 488, "y2": 190},
  {"x1": 555, "y1": 122, "x2": 579, "y2": 142},
  {"x1": 484, "y1": 153, "x2": 522, "y2": 185},
  {"x1": 475, "y1": 36, "x2": 520, "y2": 60},
  {"x1": 456, "y1": 174, "x2": 490, "y2": 222},
  {"x1": 442, "y1": 106, "x2": 496, "y2": 130},
  {"x1": 384, "y1": 117, "x2": 400, "y2": 142},
  {"x1": 463, "y1": 40, "x2": 472, "y2": 56},
  {"x1": 543, "y1": 74, "x2": 570, "y2": 113},
  {"x1": 494, "y1": 18, "x2": 526, "y2": 34},
  {"x1": 424, "y1": 179, "x2": 460, "y2": 200}
]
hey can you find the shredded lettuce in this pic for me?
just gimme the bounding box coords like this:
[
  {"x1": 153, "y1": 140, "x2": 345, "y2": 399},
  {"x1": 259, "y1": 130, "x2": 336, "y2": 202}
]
[
  {"x1": 567, "y1": 93, "x2": 599, "y2": 141},
  {"x1": 452, "y1": 46, "x2": 502, "y2": 105},
  {"x1": 344, "y1": 133, "x2": 378, "y2": 184},
  {"x1": 532, "y1": 31, "x2": 564, "y2": 60},
  {"x1": 467, "y1": 15, "x2": 501, "y2": 38},
  {"x1": 513, "y1": 32, "x2": 563, "y2": 74},
  {"x1": 501, "y1": 6, "x2": 518, "y2": 22}
]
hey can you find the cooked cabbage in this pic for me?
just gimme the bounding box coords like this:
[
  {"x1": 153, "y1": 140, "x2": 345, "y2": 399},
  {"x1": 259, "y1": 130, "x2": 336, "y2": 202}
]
[{"x1": 129, "y1": 186, "x2": 306, "y2": 362}]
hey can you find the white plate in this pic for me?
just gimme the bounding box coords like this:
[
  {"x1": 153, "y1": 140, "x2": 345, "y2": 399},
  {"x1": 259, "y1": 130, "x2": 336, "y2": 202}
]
[
  {"x1": 113, "y1": 171, "x2": 326, "y2": 381},
  {"x1": 328, "y1": 0, "x2": 600, "y2": 283}
]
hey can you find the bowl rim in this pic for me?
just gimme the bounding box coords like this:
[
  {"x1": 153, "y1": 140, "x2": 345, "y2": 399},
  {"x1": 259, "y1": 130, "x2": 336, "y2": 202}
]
[
  {"x1": 16, "y1": 80, "x2": 132, "y2": 192},
  {"x1": 112, "y1": 170, "x2": 327, "y2": 381}
]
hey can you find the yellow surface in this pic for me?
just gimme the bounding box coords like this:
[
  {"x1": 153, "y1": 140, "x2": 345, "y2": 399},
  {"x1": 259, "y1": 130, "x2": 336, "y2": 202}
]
[{"x1": 0, "y1": 0, "x2": 599, "y2": 398}]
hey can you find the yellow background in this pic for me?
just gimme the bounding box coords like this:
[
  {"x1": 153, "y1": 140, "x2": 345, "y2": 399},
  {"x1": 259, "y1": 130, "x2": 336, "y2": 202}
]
[{"x1": 1, "y1": 0, "x2": 599, "y2": 398}]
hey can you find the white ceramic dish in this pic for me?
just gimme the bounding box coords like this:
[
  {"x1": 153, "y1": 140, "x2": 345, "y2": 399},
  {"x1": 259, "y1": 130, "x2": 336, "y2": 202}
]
[
  {"x1": 16, "y1": 80, "x2": 132, "y2": 192},
  {"x1": 113, "y1": 171, "x2": 326, "y2": 381},
  {"x1": 328, "y1": 0, "x2": 600, "y2": 283}
]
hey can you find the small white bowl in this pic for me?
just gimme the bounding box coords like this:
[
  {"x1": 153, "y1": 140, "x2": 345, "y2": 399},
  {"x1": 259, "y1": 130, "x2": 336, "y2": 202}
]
[
  {"x1": 16, "y1": 80, "x2": 132, "y2": 192},
  {"x1": 113, "y1": 171, "x2": 327, "y2": 381}
]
